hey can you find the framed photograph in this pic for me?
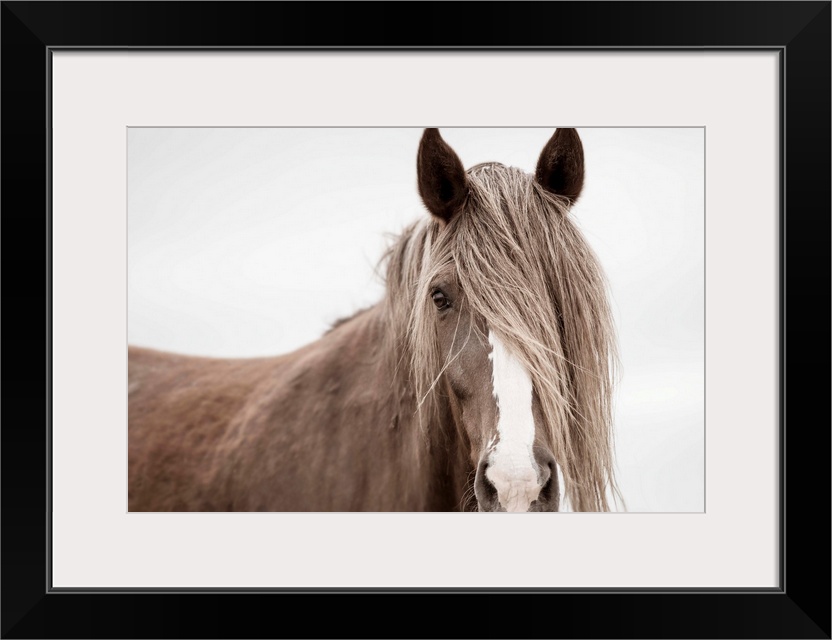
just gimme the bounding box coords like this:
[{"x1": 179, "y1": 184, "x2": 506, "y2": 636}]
[{"x1": 2, "y1": 2, "x2": 829, "y2": 638}]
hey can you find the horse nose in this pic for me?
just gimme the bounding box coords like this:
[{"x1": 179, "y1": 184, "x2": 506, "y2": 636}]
[{"x1": 474, "y1": 451, "x2": 559, "y2": 512}]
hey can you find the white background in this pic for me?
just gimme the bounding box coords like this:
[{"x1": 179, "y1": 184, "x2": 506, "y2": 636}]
[
  {"x1": 52, "y1": 51, "x2": 778, "y2": 588},
  {"x1": 127, "y1": 126, "x2": 705, "y2": 513}
]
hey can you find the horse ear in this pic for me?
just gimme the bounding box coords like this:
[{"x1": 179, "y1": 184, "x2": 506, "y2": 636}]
[
  {"x1": 417, "y1": 128, "x2": 468, "y2": 223},
  {"x1": 535, "y1": 128, "x2": 585, "y2": 204}
]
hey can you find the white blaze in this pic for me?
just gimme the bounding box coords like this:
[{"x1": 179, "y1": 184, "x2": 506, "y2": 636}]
[{"x1": 486, "y1": 330, "x2": 540, "y2": 512}]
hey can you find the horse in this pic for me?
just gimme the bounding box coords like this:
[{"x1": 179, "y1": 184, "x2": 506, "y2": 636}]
[{"x1": 128, "y1": 128, "x2": 620, "y2": 512}]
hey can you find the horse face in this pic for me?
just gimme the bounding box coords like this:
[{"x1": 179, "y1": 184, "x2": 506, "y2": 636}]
[
  {"x1": 417, "y1": 128, "x2": 588, "y2": 512},
  {"x1": 429, "y1": 265, "x2": 560, "y2": 513}
]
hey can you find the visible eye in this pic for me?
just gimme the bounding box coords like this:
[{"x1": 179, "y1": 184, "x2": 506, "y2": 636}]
[{"x1": 431, "y1": 289, "x2": 451, "y2": 311}]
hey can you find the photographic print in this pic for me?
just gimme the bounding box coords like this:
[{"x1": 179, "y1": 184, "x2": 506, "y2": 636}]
[{"x1": 127, "y1": 127, "x2": 704, "y2": 513}]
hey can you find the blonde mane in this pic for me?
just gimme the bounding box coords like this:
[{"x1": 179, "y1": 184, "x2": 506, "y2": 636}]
[{"x1": 383, "y1": 162, "x2": 621, "y2": 512}]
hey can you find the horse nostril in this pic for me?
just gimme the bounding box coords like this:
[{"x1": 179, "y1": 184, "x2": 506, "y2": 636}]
[
  {"x1": 474, "y1": 459, "x2": 499, "y2": 507},
  {"x1": 535, "y1": 453, "x2": 559, "y2": 504},
  {"x1": 540, "y1": 470, "x2": 556, "y2": 501}
]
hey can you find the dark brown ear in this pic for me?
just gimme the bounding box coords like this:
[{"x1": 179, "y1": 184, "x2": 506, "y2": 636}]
[
  {"x1": 535, "y1": 128, "x2": 584, "y2": 204},
  {"x1": 417, "y1": 128, "x2": 468, "y2": 223}
]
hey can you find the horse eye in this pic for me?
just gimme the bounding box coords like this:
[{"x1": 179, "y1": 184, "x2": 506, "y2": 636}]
[{"x1": 431, "y1": 290, "x2": 450, "y2": 310}]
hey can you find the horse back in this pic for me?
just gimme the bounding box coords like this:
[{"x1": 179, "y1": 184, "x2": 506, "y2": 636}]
[{"x1": 128, "y1": 345, "x2": 278, "y2": 511}]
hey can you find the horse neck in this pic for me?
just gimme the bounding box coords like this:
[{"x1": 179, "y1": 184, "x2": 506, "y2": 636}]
[{"x1": 320, "y1": 303, "x2": 470, "y2": 511}]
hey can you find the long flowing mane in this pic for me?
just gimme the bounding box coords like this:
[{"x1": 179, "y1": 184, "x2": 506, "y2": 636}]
[{"x1": 382, "y1": 162, "x2": 620, "y2": 511}]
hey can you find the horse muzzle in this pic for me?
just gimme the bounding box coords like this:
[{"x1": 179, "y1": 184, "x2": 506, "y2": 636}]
[{"x1": 473, "y1": 450, "x2": 559, "y2": 512}]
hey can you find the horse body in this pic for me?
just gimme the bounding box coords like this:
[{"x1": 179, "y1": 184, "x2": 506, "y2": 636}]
[
  {"x1": 128, "y1": 304, "x2": 470, "y2": 511},
  {"x1": 129, "y1": 128, "x2": 620, "y2": 512}
]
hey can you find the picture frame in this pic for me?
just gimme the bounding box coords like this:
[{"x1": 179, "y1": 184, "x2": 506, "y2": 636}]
[{"x1": 2, "y1": 2, "x2": 828, "y2": 638}]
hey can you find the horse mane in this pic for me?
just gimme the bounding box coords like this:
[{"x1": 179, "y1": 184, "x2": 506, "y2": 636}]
[
  {"x1": 381, "y1": 162, "x2": 621, "y2": 511},
  {"x1": 325, "y1": 306, "x2": 374, "y2": 334}
]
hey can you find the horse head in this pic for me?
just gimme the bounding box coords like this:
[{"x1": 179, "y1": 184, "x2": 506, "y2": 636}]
[{"x1": 401, "y1": 128, "x2": 615, "y2": 512}]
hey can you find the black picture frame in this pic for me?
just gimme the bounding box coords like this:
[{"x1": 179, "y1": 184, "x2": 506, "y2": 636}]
[{"x1": 2, "y1": 2, "x2": 829, "y2": 638}]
